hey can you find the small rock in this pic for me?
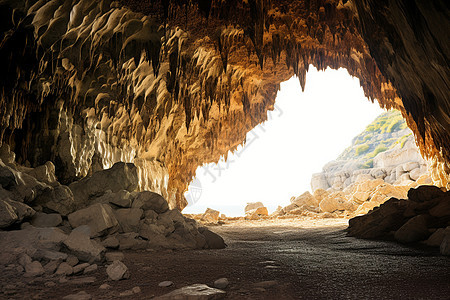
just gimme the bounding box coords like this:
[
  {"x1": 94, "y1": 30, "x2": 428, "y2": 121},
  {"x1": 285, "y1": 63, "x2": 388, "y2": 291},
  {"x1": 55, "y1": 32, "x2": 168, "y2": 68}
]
[
  {"x1": 102, "y1": 236, "x2": 119, "y2": 249},
  {"x1": 158, "y1": 281, "x2": 173, "y2": 287},
  {"x1": 18, "y1": 253, "x2": 32, "y2": 267},
  {"x1": 73, "y1": 263, "x2": 90, "y2": 274},
  {"x1": 55, "y1": 262, "x2": 73, "y2": 276},
  {"x1": 214, "y1": 278, "x2": 229, "y2": 289},
  {"x1": 31, "y1": 212, "x2": 62, "y2": 228},
  {"x1": 106, "y1": 260, "x2": 129, "y2": 281},
  {"x1": 132, "y1": 286, "x2": 141, "y2": 294},
  {"x1": 83, "y1": 264, "x2": 98, "y2": 275},
  {"x1": 65, "y1": 255, "x2": 79, "y2": 267},
  {"x1": 62, "y1": 291, "x2": 92, "y2": 300},
  {"x1": 198, "y1": 227, "x2": 226, "y2": 249},
  {"x1": 105, "y1": 252, "x2": 124, "y2": 262},
  {"x1": 69, "y1": 277, "x2": 96, "y2": 285},
  {"x1": 99, "y1": 283, "x2": 111, "y2": 290},
  {"x1": 154, "y1": 284, "x2": 226, "y2": 299},
  {"x1": 44, "y1": 281, "x2": 56, "y2": 287},
  {"x1": 120, "y1": 290, "x2": 134, "y2": 297},
  {"x1": 16, "y1": 265, "x2": 24, "y2": 273},
  {"x1": 43, "y1": 260, "x2": 60, "y2": 274},
  {"x1": 24, "y1": 261, "x2": 45, "y2": 277},
  {"x1": 59, "y1": 277, "x2": 68, "y2": 283}
]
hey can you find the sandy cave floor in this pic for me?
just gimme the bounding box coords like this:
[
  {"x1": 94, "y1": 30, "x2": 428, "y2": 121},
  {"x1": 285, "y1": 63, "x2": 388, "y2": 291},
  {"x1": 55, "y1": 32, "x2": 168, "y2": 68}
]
[{"x1": 1, "y1": 218, "x2": 450, "y2": 300}]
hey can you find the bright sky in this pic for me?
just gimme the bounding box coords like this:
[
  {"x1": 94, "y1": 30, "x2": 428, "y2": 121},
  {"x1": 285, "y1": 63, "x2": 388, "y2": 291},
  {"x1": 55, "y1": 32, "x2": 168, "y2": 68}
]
[{"x1": 183, "y1": 66, "x2": 385, "y2": 217}]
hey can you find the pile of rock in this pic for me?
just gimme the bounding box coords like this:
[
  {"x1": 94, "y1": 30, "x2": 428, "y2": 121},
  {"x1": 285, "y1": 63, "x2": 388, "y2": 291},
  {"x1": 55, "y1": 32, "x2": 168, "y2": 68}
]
[
  {"x1": 0, "y1": 150, "x2": 226, "y2": 281},
  {"x1": 311, "y1": 135, "x2": 429, "y2": 192},
  {"x1": 244, "y1": 202, "x2": 269, "y2": 220},
  {"x1": 347, "y1": 185, "x2": 450, "y2": 255}
]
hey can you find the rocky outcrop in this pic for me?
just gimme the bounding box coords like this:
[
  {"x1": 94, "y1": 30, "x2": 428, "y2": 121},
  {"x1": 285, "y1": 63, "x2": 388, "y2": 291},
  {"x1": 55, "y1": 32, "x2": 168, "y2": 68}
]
[
  {"x1": 347, "y1": 185, "x2": 450, "y2": 255},
  {"x1": 0, "y1": 0, "x2": 447, "y2": 213}
]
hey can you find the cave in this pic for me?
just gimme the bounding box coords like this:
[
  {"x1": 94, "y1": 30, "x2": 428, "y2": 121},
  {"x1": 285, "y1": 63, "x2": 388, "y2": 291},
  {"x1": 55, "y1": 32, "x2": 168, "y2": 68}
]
[{"x1": 0, "y1": 0, "x2": 449, "y2": 299}]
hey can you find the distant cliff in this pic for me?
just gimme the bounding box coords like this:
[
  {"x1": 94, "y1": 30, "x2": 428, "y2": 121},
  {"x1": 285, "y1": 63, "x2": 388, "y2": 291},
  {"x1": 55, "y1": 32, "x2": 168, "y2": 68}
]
[{"x1": 311, "y1": 110, "x2": 427, "y2": 192}]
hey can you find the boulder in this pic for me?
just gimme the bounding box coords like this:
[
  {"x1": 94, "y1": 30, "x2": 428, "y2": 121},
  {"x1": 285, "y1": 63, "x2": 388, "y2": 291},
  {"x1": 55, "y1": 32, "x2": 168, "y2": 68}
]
[
  {"x1": 199, "y1": 227, "x2": 226, "y2": 249},
  {"x1": 440, "y1": 229, "x2": 450, "y2": 256},
  {"x1": 407, "y1": 185, "x2": 445, "y2": 203},
  {"x1": 102, "y1": 236, "x2": 120, "y2": 249},
  {"x1": 68, "y1": 203, "x2": 119, "y2": 237},
  {"x1": 96, "y1": 190, "x2": 134, "y2": 208},
  {"x1": 25, "y1": 161, "x2": 57, "y2": 185},
  {"x1": 106, "y1": 260, "x2": 129, "y2": 281},
  {"x1": 244, "y1": 202, "x2": 264, "y2": 213},
  {"x1": 33, "y1": 184, "x2": 76, "y2": 216},
  {"x1": 245, "y1": 207, "x2": 269, "y2": 220},
  {"x1": 428, "y1": 196, "x2": 450, "y2": 217},
  {"x1": 69, "y1": 162, "x2": 138, "y2": 207},
  {"x1": 0, "y1": 144, "x2": 15, "y2": 163},
  {"x1": 131, "y1": 191, "x2": 168, "y2": 213},
  {"x1": 319, "y1": 192, "x2": 355, "y2": 213},
  {"x1": 55, "y1": 262, "x2": 73, "y2": 276},
  {"x1": 154, "y1": 284, "x2": 226, "y2": 300},
  {"x1": 0, "y1": 199, "x2": 35, "y2": 228},
  {"x1": 0, "y1": 165, "x2": 17, "y2": 189},
  {"x1": 115, "y1": 208, "x2": 143, "y2": 232},
  {"x1": 73, "y1": 263, "x2": 90, "y2": 274},
  {"x1": 201, "y1": 208, "x2": 220, "y2": 223},
  {"x1": 24, "y1": 261, "x2": 45, "y2": 277},
  {"x1": 0, "y1": 226, "x2": 68, "y2": 265},
  {"x1": 63, "y1": 226, "x2": 105, "y2": 262},
  {"x1": 424, "y1": 228, "x2": 446, "y2": 247},
  {"x1": 311, "y1": 173, "x2": 329, "y2": 191},
  {"x1": 31, "y1": 212, "x2": 62, "y2": 227},
  {"x1": 394, "y1": 215, "x2": 430, "y2": 243},
  {"x1": 291, "y1": 191, "x2": 318, "y2": 207}
]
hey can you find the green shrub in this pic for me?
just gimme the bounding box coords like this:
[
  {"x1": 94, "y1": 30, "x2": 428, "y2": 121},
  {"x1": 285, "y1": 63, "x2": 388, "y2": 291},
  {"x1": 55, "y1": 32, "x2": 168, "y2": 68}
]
[
  {"x1": 361, "y1": 159, "x2": 374, "y2": 169},
  {"x1": 355, "y1": 144, "x2": 370, "y2": 156}
]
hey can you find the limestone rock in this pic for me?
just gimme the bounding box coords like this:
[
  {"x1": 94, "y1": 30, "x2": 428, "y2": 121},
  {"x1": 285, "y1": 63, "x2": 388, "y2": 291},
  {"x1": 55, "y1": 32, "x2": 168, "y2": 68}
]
[
  {"x1": 199, "y1": 227, "x2": 226, "y2": 249},
  {"x1": 214, "y1": 278, "x2": 229, "y2": 289},
  {"x1": 25, "y1": 162, "x2": 57, "y2": 185},
  {"x1": 0, "y1": 198, "x2": 35, "y2": 229},
  {"x1": 131, "y1": 191, "x2": 168, "y2": 214},
  {"x1": 68, "y1": 203, "x2": 119, "y2": 237},
  {"x1": 84, "y1": 263, "x2": 98, "y2": 274},
  {"x1": 73, "y1": 263, "x2": 90, "y2": 274},
  {"x1": 407, "y1": 185, "x2": 445, "y2": 203},
  {"x1": 34, "y1": 184, "x2": 76, "y2": 216},
  {"x1": 394, "y1": 215, "x2": 430, "y2": 243},
  {"x1": 440, "y1": 230, "x2": 450, "y2": 256},
  {"x1": 319, "y1": 192, "x2": 355, "y2": 213},
  {"x1": 24, "y1": 261, "x2": 45, "y2": 277},
  {"x1": 201, "y1": 208, "x2": 220, "y2": 223},
  {"x1": 31, "y1": 212, "x2": 62, "y2": 228},
  {"x1": 102, "y1": 236, "x2": 120, "y2": 249},
  {"x1": 63, "y1": 291, "x2": 92, "y2": 300},
  {"x1": 155, "y1": 284, "x2": 226, "y2": 300},
  {"x1": 115, "y1": 208, "x2": 143, "y2": 233},
  {"x1": 0, "y1": 144, "x2": 15, "y2": 164},
  {"x1": 244, "y1": 202, "x2": 264, "y2": 213},
  {"x1": 63, "y1": 226, "x2": 105, "y2": 262},
  {"x1": 106, "y1": 260, "x2": 129, "y2": 281},
  {"x1": 245, "y1": 207, "x2": 269, "y2": 220},
  {"x1": 69, "y1": 162, "x2": 138, "y2": 207},
  {"x1": 55, "y1": 262, "x2": 73, "y2": 276},
  {"x1": 291, "y1": 191, "x2": 318, "y2": 207}
]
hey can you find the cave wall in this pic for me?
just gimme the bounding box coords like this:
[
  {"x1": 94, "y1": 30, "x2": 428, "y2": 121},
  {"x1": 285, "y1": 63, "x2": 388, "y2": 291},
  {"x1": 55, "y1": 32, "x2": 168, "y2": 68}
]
[{"x1": 0, "y1": 0, "x2": 448, "y2": 209}]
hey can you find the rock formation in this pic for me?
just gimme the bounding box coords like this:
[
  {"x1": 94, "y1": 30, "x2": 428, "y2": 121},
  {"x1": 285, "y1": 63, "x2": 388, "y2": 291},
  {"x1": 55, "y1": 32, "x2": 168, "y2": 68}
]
[{"x1": 0, "y1": 0, "x2": 448, "y2": 211}]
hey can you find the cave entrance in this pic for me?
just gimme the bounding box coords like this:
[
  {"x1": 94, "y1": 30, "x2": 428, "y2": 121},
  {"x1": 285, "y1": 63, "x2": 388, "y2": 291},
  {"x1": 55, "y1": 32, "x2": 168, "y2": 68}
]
[{"x1": 183, "y1": 66, "x2": 385, "y2": 217}]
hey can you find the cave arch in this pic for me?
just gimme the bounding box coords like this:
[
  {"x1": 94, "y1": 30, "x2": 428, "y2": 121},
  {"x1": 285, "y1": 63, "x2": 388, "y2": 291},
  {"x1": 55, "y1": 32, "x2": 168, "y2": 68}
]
[{"x1": 0, "y1": 0, "x2": 448, "y2": 209}]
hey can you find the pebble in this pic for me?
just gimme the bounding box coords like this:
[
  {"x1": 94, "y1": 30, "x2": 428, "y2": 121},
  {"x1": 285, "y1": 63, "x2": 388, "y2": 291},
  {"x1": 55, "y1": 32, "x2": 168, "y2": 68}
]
[
  {"x1": 99, "y1": 283, "x2": 111, "y2": 290},
  {"x1": 132, "y1": 286, "x2": 141, "y2": 294},
  {"x1": 62, "y1": 291, "x2": 92, "y2": 300},
  {"x1": 252, "y1": 280, "x2": 278, "y2": 288},
  {"x1": 44, "y1": 281, "x2": 56, "y2": 288},
  {"x1": 83, "y1": 264, "x2": 98, "y2": 275},
  {"x1": 213, "y1": 278, "x2": 229, "y2": 289},
  {"x1": 158, "y1": 281, "x2": 173, "y2": 287}
]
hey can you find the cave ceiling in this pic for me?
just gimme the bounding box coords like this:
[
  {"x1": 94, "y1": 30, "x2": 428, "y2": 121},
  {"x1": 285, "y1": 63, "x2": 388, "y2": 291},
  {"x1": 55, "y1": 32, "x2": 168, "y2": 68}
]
[{"x1": 0, "y1": 0, "x2": 448, "y2": 209}]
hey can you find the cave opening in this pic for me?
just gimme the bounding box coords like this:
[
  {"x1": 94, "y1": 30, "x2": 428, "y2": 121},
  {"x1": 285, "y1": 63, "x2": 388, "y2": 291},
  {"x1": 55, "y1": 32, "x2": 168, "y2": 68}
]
[{"x1": 183, "y1": 66, "x2": 386, "y2": 217}]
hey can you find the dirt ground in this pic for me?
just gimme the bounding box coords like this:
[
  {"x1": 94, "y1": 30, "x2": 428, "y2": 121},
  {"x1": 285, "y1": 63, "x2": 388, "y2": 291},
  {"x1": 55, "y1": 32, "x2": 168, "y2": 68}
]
[{"x1": 2, "y1": 218, "x2": 450, "y2": 299}]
